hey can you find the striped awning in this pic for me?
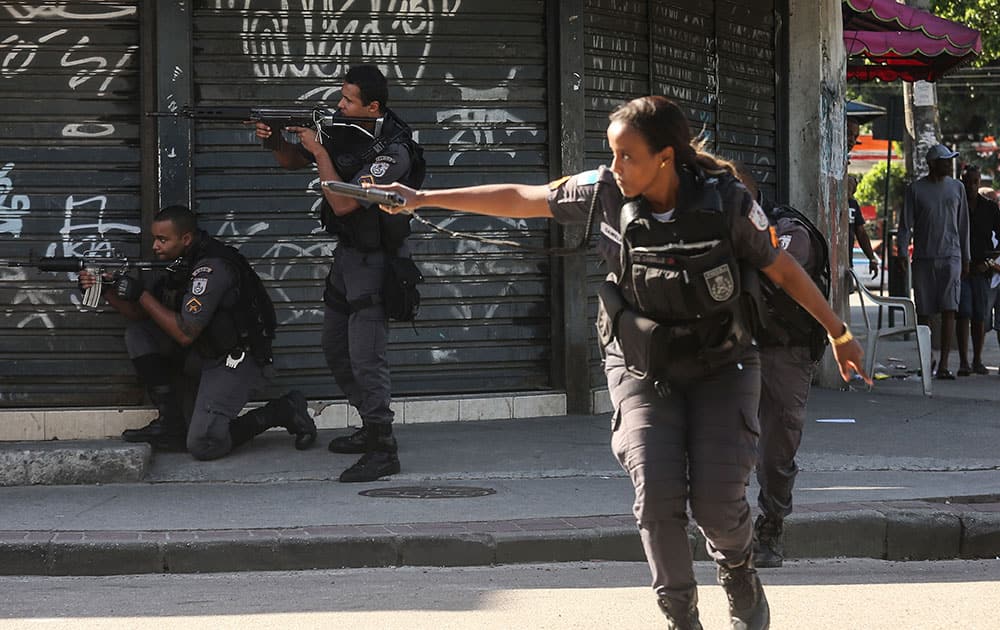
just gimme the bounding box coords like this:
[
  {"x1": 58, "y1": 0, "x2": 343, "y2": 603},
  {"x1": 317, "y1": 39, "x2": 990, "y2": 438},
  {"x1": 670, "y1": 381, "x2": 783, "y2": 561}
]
[{"x1": 843, "y1": 0, "x2": 981, "y2": 82}]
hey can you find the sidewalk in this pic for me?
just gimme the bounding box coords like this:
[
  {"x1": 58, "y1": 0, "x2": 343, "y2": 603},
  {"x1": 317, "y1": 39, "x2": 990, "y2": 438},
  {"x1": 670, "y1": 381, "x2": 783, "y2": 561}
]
[{"x1": 2, "y1": 323, "x2": 999, "y2": 576}]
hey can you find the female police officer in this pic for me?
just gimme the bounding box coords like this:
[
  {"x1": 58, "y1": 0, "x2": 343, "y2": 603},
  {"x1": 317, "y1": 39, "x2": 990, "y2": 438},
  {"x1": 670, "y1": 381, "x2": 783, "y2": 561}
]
[{"x1": 373, "y1": 95, "x2": 868, "y2": 630}]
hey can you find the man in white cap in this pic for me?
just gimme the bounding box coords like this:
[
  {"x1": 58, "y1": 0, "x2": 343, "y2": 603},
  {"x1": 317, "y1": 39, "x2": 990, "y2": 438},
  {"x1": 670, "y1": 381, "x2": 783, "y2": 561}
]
[{"x1": 897, "y1": 144, "x2": 970, "y2": 379}]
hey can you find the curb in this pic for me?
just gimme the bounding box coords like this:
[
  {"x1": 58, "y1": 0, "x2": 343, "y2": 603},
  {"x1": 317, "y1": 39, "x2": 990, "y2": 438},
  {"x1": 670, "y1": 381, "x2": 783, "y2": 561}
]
[
  {"x1": 1, "y1": 505, "x2": 998, "y2": 576},
  {"x1": 0, "y1": 441, "x2": 150, "y2": 487}
]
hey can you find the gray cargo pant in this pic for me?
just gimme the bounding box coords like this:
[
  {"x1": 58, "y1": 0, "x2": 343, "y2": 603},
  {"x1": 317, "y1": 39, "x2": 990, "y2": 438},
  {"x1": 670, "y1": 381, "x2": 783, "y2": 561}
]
[
  {"x1": 606, "y1": 342, "x2": 761, "y2": 608},
  {"x1": 322, "y1": 244, "x2": 394, "y2": 426},
  {"x1": 125, "y1": 320, "x2": 270, "y2": 460},
  {"x1": 756, "y1": 344, "x2": 817, "y2": 521}
]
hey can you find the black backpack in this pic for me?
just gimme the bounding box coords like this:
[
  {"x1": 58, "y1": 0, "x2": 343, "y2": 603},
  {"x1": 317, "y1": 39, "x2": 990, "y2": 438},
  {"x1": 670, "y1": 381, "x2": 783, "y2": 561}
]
[{"x1": 758, "y1": 204, "x2": 831, "y2": 360}]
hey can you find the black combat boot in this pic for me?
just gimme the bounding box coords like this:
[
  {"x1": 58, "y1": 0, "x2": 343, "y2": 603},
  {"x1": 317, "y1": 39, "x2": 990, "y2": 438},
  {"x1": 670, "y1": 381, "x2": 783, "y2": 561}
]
[
  {"x1": 718, "y1": 558, "x2": 770, "y2": 630},
  {"x1": 282, "y1": 390, "x2": 318, "y2": 450},
  {"x1": 122, "y1": 384, "x2": 187, "y2": 452},
  {"x1": 230, "y1": 390, "x2": 317, "y2": 450},
  {"x1": 753, "y1": 514, "x2": 784, "y2": 569},
  {"x1": 657, "y1": 589, "x2": 703, "y2": 630},
  {"x1": 338, "y1": 424, "x2": 400, "y2": 482},
  {"x1": 327, "y1": 423, "x2": 370, "y2": 454}
]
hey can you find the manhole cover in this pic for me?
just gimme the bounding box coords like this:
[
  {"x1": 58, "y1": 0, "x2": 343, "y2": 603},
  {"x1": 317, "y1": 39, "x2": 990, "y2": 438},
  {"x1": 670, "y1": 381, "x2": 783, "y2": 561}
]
[{"x1": 358, "y1": 486, "x2": 496, "y2": 499}]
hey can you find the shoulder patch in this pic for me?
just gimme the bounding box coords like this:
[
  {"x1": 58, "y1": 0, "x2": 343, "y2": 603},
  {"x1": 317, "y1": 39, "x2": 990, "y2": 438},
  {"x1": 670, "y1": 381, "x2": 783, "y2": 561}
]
[
  {"x1": 748, "y1": 201, "x2": 770, "y2": 231},
  {"x1": 191, "y1": 266, "x2": 212, "y2": 276},
  {"x1": 575, "y1": 170, "x2": 601, "y2": 186},
  {"x1": 185, "y1": 297, "x2": 203, "y2": 314},
  {"x1": 370, "y1": 162, "x2": 390, "y2": 178},
  {"x1": 191, "y1": 277, "x2": 208, "y2": 296},
  {"x1": 375, "y1": 155, "x2": 397, "y2": 163},
  {"x1": 778, "y1": 234, "x2": 792, "y2": 250}
]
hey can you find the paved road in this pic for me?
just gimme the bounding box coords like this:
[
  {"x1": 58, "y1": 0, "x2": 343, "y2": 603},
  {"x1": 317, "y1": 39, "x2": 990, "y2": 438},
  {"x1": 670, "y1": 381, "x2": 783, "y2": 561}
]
[{"x1": 2, "y1": 559, "x2": 998, "y2": 629}]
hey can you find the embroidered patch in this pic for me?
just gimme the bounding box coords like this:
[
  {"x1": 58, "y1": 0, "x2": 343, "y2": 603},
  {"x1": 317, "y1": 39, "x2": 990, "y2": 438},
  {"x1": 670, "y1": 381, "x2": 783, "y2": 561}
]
[
  {"x1": 191, "y1": 277, "x2": 208, "y2": 296},
  {"x1": 778, "y1": 234, "x2": 792, "y2": 250},
  {"x1": 185, "y1": 297, "x2": 202, "y2": 314},
  {"x1": 370, "y1": 162, "x2": 390, "y2": 178},
  {"x1": 769, "y1": 226, "x2": 779, "y2": 248},
  {"x1": 600, "y1": 222, "x2": 622, "y2": 246},
  {"x1": 191, "y1": 266, "x2": 212, "y2": 276},
  {"x1": 748, "y1": 201, "x2": 770, "y2": 231},
  {"x1": 374, "y1": 155, "x2": 397, "y2": 163},
  {"x1": 703, "y1": 264, "x2": 735, "y2": 302}
]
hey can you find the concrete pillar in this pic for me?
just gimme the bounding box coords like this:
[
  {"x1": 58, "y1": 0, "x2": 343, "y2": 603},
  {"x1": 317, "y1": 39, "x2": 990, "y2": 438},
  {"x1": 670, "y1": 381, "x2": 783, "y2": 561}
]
[
  {"x1": 786, "y1": 0, "x2": 849, "y2": 387},
  {"x1": 547, "y1": 0, "x2": 591, "y2": 413}
]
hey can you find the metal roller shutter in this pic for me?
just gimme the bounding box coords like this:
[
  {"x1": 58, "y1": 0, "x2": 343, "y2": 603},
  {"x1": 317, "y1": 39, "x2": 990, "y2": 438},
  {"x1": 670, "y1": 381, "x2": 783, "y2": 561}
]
[
  {"x1": 189, "y1": 1, "x2": 551, "y2": 400},
  {"x1": 582, "y1": 0, "x2": 652, "y2": 387},
  {"x1": 716, "y1": 0, "x2": 777, "y2": 200},
  {"x1": 0, "y1": 1, "x2": 142, "y2": 407}
]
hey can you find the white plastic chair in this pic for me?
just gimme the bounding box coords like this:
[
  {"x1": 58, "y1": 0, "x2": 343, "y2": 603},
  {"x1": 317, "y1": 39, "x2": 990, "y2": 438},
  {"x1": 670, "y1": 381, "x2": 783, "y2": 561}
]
[{"x1": 848, "y1": 268, "x2": 933, "y2": 396}]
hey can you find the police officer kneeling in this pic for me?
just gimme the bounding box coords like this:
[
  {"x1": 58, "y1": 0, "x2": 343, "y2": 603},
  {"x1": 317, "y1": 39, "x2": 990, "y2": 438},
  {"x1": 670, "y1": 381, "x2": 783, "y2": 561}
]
[{"x1": 80, "y1": 205, "x2": 316, "y2": 460}]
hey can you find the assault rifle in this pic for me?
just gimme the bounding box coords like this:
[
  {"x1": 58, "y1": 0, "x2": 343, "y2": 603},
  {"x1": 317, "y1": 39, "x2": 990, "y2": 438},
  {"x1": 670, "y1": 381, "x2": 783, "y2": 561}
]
[
  {"x1": 1, "y1": 255, "x2": 183, "y2": 308},
  {"x1": 149, "y1": 105, "x2": 384, "y2": 149},
  {"x1": 320, "y1": 180, "x2": 408, "y2": 210}
]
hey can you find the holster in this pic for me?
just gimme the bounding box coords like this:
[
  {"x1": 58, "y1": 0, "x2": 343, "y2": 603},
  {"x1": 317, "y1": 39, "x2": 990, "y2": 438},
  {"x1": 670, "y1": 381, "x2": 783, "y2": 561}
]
[
  {"x1": 597, "y1": 280, "x2": 670, "y2": 381},
  {"x1": 596, "y1": 280, "x2": 625, "y2": 348}
]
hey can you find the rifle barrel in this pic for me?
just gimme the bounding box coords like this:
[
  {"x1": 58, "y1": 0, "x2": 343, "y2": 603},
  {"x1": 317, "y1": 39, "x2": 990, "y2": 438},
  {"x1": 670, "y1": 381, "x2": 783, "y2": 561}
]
[
  {"x1": 320, "y1": 181, "x2": 407, "y2": 209},
  {"x1": 7, "y1": 257, "x2": 176, "y2": 273}
]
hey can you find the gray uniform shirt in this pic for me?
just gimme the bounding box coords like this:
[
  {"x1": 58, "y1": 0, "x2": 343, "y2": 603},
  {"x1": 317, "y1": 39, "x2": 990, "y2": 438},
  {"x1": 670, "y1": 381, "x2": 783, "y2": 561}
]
[
  {"x1": 180, "y1": 257, "x2": 238, "y2": 335},
  {"x1": 898, "y1": 176, "x2": 970, "y2": 262}
]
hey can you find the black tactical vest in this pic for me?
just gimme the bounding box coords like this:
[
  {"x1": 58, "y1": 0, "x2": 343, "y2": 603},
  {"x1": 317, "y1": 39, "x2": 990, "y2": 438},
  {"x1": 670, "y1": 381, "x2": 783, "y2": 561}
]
[
  {"x1": 597, "y1": 169, "x2": 760, "y2": 381},
  {"x1": 178, "y1": 232, "x2": 277, "y2": 364},
  {"x1": 320, "y1": 108, "x2": 424, "y2": 253}
]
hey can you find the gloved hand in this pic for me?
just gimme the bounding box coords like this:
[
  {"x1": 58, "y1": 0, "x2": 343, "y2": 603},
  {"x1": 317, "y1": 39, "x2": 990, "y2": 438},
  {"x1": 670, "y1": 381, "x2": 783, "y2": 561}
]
[
  {"x1": 114, "y1": 271, "x2": 144, "y2": 302},
  {"x1": 77, "y1": 271, "x2": 92, "y2": 296}
]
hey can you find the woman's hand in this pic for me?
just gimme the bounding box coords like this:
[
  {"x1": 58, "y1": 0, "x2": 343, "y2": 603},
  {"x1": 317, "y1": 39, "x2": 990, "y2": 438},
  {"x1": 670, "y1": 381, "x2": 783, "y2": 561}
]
[
  {"x1": 369, "y1": 181, "x2": 420, "y2": 214},
  {"x1": 831, "y1": 336, "x2": 871, "y2": 385}
]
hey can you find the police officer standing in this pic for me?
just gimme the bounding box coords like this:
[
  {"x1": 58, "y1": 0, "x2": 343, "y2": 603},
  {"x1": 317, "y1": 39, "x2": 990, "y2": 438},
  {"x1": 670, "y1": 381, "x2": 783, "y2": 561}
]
[
  {"x1": 255, "y1": 65, "x2": 422, "y2": 482},
  {"x1": 373, "y1": 96, "x2": 869, "y2": 629},
  {"x1": 738, "y1": 173, "x2": 830, "y2": 569},
  {"x1": 80, "y1": 205, "x2": 317, "y2": 460}
]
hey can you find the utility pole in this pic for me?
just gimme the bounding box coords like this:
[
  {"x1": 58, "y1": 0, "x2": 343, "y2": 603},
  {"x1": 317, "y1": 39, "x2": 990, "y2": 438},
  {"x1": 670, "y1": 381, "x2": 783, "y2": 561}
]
[{"x1": 903, "y1": 0, "x2": 944, "y2": 178}]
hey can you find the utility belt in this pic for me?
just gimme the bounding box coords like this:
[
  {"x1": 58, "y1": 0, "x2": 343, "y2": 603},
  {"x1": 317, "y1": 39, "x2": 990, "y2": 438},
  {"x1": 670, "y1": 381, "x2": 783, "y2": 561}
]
[{"x1": 596, "y1": 280, "x2": 751, "y2": 385}]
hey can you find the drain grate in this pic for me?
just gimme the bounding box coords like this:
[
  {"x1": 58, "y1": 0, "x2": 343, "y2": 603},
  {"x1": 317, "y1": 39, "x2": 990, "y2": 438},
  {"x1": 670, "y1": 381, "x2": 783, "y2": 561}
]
[{"x1": 358, "y1": 485, "x2": 496, "y2": 499}]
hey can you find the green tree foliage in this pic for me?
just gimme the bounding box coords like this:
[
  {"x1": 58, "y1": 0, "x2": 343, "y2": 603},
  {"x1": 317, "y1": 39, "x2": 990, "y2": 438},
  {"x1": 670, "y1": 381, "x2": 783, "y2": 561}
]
[
  {"x1": 932, "y1": 0, "x2": 1000, "y2": 65},
  {"x1": 856, "y1": 160, "x2": 908, "y2": 217}
]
